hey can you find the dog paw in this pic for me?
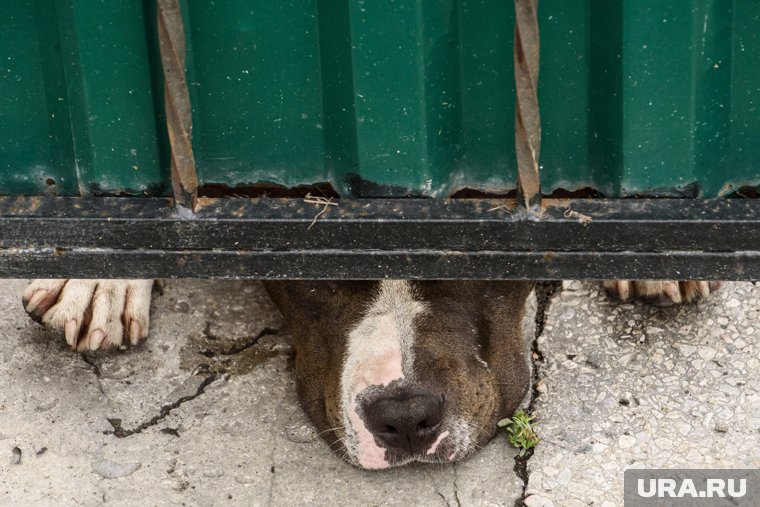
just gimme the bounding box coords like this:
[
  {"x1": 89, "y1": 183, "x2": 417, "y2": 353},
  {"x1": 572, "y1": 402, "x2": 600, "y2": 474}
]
[
  {"x1": 603, "y1": 280, "x2": 721, "y2": 305},
  {"x1": 22, "y1": 279, "x2": 154, "y2": 351}
]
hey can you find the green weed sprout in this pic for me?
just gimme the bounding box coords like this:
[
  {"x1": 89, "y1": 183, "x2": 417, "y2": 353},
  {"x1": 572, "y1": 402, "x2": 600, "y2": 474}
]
[{"x1": 497, "y1": 410, "x2": 539, "y2": 456}]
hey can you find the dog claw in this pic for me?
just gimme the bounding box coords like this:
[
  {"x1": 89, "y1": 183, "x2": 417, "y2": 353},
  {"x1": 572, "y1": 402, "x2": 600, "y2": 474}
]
[
  {"x1": 89, "y1": 329, "x2": 105, "y2": 351},
  {"x1": 24, "y1": 290, "x2": 44, "y2": 314},
  {"x1": 616, "y1": 281, "x2": 630, "y2": 301},
  {"x1": 64, "y1": 320, "x2": 79, "y2": 348},
  {"x1": 604, "y1": 280, "x2": 719, "y2": 305},
  {"x1": 663, "y1": 282, "x2": 681, "y2": 304},
  {"x1": 129, "y1": 320, "x2": 142, "y2": 346}
]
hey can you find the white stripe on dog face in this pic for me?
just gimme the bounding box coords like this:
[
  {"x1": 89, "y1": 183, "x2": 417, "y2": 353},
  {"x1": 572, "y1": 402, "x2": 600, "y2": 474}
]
[{"x1": 340, "y1": 280, "x2": 427, "y2": 469}]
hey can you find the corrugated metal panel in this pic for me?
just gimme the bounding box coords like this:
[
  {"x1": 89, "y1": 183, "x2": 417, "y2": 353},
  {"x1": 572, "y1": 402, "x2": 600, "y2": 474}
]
[
  {"x1": 1, "y1": 0, "x2": 758, "y2": 197},
  {"x1": 1, "y1": 0, "x2": 167, "y2": 196}
]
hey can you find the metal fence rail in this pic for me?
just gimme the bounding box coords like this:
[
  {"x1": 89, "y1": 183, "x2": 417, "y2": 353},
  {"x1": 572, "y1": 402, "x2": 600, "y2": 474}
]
[{"x1": 0, "y1": 196, "x2": 757, "y2": 279}]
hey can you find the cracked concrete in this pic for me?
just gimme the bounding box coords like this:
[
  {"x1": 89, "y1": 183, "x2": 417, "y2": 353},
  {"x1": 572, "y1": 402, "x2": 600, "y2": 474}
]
[
  {"x1": 2, "y1": 279, "x2": 758, "y2": 506},
  {"x1": 523, "y1": 281, "x2": 760, "y2": 507},
  {"x1": 513, "y1": 282, "x2": 561, "y2": 501},
  {"x1": 0, "y1": 280, "x2": 524, "y2": 506},
  {"x1": 105, "y1": 374, "x2": 219, "y2": 438}
]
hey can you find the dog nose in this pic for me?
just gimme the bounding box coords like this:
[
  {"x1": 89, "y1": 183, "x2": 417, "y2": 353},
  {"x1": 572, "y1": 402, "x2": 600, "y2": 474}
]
[{"x1": 362, "y1": 389, "x2": 444, "y2": 454}]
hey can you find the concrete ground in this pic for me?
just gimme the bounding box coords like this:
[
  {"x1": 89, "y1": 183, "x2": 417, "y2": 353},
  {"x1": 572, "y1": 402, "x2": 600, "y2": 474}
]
[
  {"x1": 0, "y1": 279, "x2": 757, "y2": 506},
  {"x1": 525, "y1": 281, "x2": 760, "y2": 507}
]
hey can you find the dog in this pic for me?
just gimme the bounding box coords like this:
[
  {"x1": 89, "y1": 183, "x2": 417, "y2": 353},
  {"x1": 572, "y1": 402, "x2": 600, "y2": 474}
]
[{"x1": 21, "y1": 278, "x2": 715, "y2": 469}]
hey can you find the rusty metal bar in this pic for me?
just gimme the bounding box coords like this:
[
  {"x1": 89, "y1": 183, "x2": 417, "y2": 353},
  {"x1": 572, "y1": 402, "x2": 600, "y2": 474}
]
[
  {"x1": 513, "y1": 0, "x2": 542, "y2": 210},
  {"x1": 157, "y1": 0, "x2": 198, "y2": 210}
]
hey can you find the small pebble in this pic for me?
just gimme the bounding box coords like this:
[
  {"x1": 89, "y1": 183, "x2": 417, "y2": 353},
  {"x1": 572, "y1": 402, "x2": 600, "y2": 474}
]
[
  {"x1": 91, "y1": 459, "x2": 141, "y2": 479},
  {"x1": 618, "y1": 435, "x2": 636, "y2": 449},
  {"x1": 34, "y1": 398, "x2": 59, "y2": 412},
  {"x1": 726, "y1": 298, "x2": 741, "y2": 308},
  {"x1": 284, "y1": 424, "x2": 316, "y2": 444},
  {"x1": 235, "y1": 474, "x2": 255, "y2": 484}
]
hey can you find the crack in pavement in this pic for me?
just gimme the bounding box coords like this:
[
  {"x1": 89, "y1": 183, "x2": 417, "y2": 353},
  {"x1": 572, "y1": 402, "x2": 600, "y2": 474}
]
[
  {"x1": 104, "y1": 374, "x2": 218, "y2": 438},
  {"x1": 514, "y1": 281, "x2": 561, "y2": 507},
  {"x1": 80, "y1": 355, "x2": 106, "y2": 396},
  {"x1": 95, "y1": 325, "x2": 279, "y2": 439},
  {"x1": 436, "y1": 491, "x2": 451, "y2": 507},
  {"x1": 452, "y1": 465, "x2": 462, "y2": 507},
  {"x1": 427, "y1": 465, "x2": 462, "y2": 507},
  {"x1": 200, "y1": 325, "x2": 279, "y2": 357},
  {"x1": 81, "y1": 355, "x2": 101, "y2": 376}
]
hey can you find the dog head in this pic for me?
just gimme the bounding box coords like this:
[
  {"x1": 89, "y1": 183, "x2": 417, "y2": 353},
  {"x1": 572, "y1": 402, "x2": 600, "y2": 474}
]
[{"x1": 263, "y1": 280, "x2": 534, "y2": 469}]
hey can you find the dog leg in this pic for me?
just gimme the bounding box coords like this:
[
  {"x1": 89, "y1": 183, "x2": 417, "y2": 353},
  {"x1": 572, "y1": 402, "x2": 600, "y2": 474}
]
[
  {"x1": 23, "y1": 279, "x2": 154, "y2": 351},
  {"x1": 603, "y1": 280, "x2": 721, "y2": 305}
]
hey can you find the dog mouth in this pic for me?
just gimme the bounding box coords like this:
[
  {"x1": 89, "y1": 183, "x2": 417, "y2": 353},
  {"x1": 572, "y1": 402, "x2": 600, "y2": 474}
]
[
  {"x1": 337, "y1": 386, "x2": 482, "y2": 470},
  {"x1": 336, "y1": 421, "x2": 477, "y2": 469},
  {"x1": 373, "y1": 418, "x2": 477, "y2": 467}
]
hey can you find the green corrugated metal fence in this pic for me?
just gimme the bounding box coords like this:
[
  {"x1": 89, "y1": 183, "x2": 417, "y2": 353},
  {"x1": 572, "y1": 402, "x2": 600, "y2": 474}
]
[{"x1": 2, "y1": 0, "x2": 758, "y2": 198}]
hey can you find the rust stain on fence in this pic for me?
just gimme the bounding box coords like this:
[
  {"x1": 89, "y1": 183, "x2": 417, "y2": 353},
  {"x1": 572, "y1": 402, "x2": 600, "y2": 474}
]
[
  {"x1": 513, "y1": 0, "x2": 541, "y2": 210},
  {"x1": 158, "y1": 0, "x2": 198, "y2": 210}
]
